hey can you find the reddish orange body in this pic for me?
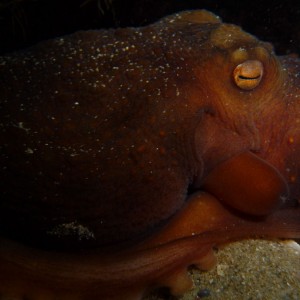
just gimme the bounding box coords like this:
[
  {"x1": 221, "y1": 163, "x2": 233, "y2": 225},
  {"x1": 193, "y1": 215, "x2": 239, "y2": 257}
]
[{"x1": 0, "y1": 10, "x2": 299, "y2": 299}]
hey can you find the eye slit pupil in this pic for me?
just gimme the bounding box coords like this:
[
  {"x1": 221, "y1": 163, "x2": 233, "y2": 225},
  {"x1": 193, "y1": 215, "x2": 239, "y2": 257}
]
[
  {"x1": 233, "y1": 60, "x2": 264, "y2": 90},
  {"x1": 238, "y1": 75, "x2": 261, "y2": 80}
]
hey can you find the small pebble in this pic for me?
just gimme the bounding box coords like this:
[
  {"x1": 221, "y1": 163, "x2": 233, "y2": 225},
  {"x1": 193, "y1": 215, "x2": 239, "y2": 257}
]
[{"x1": 197, "y1": 288, "x2": 211, "y2": 298}]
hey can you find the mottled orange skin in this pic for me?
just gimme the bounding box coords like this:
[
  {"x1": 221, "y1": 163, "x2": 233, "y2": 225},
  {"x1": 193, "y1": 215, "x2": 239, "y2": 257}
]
[{"x1": 0, "y1": 10, "x2": 299, "y2": 299}]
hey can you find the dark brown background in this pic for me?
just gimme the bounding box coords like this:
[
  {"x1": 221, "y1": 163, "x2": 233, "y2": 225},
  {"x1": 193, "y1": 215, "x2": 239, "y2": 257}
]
[{"x1": 0, "y1": 0, "x2": 299, "y2": 55}]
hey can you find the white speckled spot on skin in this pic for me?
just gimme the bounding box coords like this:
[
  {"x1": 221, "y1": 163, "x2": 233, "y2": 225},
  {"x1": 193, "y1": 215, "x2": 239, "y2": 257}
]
[{"x1": 47, "y1": 222, "x2": 95, "y2": 241}]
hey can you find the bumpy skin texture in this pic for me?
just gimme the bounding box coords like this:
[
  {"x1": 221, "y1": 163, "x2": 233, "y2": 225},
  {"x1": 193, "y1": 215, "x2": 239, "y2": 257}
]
[{"x1": 0, "y1": 10, "x2": 299, "y2": 299}]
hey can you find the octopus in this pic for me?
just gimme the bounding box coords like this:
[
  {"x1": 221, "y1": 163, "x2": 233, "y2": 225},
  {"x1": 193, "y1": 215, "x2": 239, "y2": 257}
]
[{"x1": 0, "y1": 9, "x2": 299, "y2": 300}]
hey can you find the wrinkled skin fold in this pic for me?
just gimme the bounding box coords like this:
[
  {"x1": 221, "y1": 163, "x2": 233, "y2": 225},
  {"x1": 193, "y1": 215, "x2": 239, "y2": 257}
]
[{"x1": 0, "y1": 9, "x2": 299, "y2": 300}]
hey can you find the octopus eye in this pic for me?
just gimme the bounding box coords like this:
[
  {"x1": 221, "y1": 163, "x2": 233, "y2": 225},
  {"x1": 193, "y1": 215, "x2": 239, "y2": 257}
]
[{"x1": 233, "y1": 60, "x2": 263, "y2": 90}]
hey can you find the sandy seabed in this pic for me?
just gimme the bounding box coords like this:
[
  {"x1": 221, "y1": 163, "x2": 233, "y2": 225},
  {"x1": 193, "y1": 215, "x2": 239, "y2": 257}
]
[{"x1": 144, "y1": 239, "x2": 300, "y2": 300}]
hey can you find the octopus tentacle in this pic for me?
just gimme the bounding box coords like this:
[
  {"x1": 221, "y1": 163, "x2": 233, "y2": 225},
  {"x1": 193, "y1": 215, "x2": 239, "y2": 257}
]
[{"x1": 1, "y1": 192, "x2": 299, "y2": 299}]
